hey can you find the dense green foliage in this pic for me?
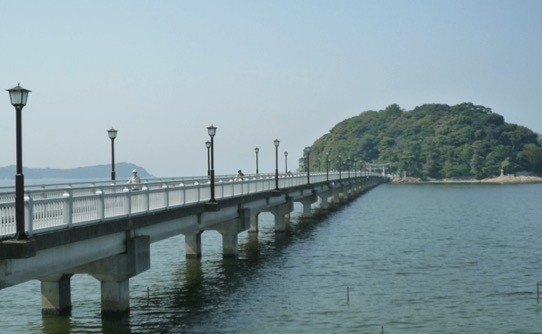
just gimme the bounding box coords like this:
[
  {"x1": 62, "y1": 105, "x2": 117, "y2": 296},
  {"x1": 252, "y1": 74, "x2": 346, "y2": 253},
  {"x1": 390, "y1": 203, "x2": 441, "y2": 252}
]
[{"x1": 306, "y1": 103, "x2": 542, "y2": 179}]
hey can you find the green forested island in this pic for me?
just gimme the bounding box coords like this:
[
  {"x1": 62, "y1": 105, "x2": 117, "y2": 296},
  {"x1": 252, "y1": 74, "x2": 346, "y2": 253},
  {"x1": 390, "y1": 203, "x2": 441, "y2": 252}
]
[{"x1": 308, "y1": 103, "x2": 542, "y2": 179}]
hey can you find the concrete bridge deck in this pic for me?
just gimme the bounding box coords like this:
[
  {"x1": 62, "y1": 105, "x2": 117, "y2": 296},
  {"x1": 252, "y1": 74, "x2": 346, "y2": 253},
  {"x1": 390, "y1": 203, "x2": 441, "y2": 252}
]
[{"x1": 0, "y1": 172, "x2": 387, "y2": 316}]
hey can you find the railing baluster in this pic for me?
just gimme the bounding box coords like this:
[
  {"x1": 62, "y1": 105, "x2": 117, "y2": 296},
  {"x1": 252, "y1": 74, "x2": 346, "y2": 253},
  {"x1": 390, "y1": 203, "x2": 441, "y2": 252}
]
[
  {"x1": 164, "y1": 184, "x2": 170, "y2": 208},
  {"x1": 144, "y1": 188, "x2": 149, "y2": 213},
  {"x1": 62, "y1": 191, "x2": 72, "y2": 228},
  {"x1": 125, "y1": 190, "x2": 131, "y2": 216},
  {"x1": 97, "y1": 192, "x2": 104, "y2": 221},
  {"x1": 25, "y1": 196, "x2": 33, "y2": 237}
]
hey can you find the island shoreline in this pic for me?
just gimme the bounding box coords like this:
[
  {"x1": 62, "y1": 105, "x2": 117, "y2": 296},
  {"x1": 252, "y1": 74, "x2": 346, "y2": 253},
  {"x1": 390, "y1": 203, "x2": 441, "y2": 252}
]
[{"x1": 390, "y1": 174, "x2": 542, "y2": 184}]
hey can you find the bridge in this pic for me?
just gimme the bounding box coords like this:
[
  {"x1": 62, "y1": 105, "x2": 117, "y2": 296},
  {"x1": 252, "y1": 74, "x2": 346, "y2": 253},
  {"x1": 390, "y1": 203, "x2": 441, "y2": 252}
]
[{"x1": 0, "y1": 171, "x2": 387, "y2": 316}]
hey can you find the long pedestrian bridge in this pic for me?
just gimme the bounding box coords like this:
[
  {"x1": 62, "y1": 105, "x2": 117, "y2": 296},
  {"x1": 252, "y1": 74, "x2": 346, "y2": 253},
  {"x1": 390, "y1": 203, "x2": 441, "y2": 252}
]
[{"x1": 0, "y1": 171, "x2": 387, "y2": 316}]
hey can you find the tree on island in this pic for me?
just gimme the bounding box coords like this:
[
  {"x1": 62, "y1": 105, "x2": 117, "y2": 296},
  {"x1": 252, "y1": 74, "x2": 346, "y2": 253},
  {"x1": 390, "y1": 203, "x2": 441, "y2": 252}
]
[{"x1": 306, "y1": 103, "x2": 542, "y2": 179}]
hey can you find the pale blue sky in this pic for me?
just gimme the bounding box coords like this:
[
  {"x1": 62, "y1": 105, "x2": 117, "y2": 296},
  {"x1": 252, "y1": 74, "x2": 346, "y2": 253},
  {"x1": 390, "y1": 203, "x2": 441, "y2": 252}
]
[{"x1": 1, "y1": 0, "x2": 541, "y2": 178}]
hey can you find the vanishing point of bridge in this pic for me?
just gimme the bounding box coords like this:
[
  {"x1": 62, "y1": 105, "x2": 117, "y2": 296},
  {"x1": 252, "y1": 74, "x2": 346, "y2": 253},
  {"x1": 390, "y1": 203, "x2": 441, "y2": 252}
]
[{"x1": 0, "y1": 171, "x2": 387, "y2": 316}]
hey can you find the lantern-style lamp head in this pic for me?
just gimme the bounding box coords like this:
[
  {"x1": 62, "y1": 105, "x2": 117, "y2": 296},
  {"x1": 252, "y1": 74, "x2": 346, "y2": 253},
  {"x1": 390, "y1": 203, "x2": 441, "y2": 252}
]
[
  {"x1": 6, "y1": 83, "x2": 31, "y2": 108},
  {"x1": 207, "y1": 125, "x2": 217, "y2": 137},
  {"x1": 205, "y1": 140, "x2": 211, "y2": 149},
  {"x1": 255, "y1": 147, "x2": 259, "y2": 154},
  {"x1": 285, "y1": 151, "x2": 288, "y2": 157},
  {"x1": 274, "y1": 139, "x2": 280, "y2": 147},
  {"x1": 107, "y1": 128, "x2": 118, "y2": 140}
]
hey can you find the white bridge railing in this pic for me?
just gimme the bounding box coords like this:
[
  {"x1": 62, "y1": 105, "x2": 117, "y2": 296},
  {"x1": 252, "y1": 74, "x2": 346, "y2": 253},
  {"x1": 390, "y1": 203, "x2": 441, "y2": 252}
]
[{"x1": 0, "y1": 172, "x2": 381, "y2": 239}]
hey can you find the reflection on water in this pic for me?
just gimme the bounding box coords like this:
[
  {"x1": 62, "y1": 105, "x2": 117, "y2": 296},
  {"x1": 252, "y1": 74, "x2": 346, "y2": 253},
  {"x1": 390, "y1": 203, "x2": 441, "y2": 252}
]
[
  {"x1": 123, "y1": 207, "x2": 344, "y2": 333},
  {"x1": 2, "y1": 203, "x2": 346, "y2": 333},
  {"x1": 41, "y1": 314, "x2": 73, "y2": 334}
]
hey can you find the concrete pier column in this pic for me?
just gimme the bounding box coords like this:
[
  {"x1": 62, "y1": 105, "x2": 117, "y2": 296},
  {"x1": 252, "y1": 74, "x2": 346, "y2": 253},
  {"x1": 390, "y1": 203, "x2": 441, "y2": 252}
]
[
  {"x1": 221, "y1": 233, "x2": 238, "y2": 258},
  {"x1": 248, "y1": 211, "x2": 259, "y2": 233},
  {"x1": 79, "y1": 235, "x2": 150, "y2": 316},
  {"x1": 210, "y1": 216, "x2": 246, "y2": 258},
  {"x1": 40, "y1": 274, "x2": 73, "y2": 315},
  {"x1": 301, "y1": 200, "x2": 312, "y2": 215},
  {"x1": 298, "y1": 192, "x2": 317, "y2": 216},
  {"x1": 185, "y1": 231, "x2": 202, "y2": 259},
  {"x1": 319, "y1": 195, "x2": 329, "y2": 209},
  {"x1": 100, "y1": 279, "x2": 130, "y2": 316},
  {"x1": 274, "y1": 212, "x2": 287, "y2": 232},
  {"x1": 269, "y1": 203, "x2": 291, "y2": 232}
]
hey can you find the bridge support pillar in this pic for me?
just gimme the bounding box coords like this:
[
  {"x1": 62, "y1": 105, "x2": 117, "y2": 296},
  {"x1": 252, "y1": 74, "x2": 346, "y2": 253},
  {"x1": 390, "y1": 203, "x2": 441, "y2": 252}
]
[
  {"x1": 210, "y1": 210, "x2": 250, "y2": 258},
  {"x1": 319, "y1": 195, "x2": 329, "y2": 209},
  {"x1": 248, "y1": 211, "x2": 259, "y2": 233},
  {"x1": 298, "y1": 192, "x2": 317, "y2": 216},
  {"x1": 269, "y1": 200, "x2": 292, "y2": 232},
  {"x1": 100, "y1": 279, "x2": 130, "y2": 315},
  {"x1": 80, "y1": 235, "x2": 150, "y2": 316},
  {"x1": 185, "y1": 231, "x2": 203, "y2": 259},
  {"x1": 40, "y1": 274, "x2": 73, "y2": 315},
  {"x1": 221, "y1": 233, "x2": 238, "y2": 258},
  {"x1": 333, "y1": 185, "x2": 347, "y2": 203}
]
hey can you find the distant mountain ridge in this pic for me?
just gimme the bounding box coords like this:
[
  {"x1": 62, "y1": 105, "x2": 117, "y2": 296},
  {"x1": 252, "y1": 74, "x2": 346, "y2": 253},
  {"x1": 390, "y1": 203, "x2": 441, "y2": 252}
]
[{"x1": 0, "y1": 163, "x2": 152, "y2": 180}]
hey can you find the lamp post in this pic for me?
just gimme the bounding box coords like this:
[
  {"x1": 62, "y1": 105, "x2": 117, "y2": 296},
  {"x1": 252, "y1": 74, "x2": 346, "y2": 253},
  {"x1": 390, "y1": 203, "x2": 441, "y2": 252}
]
[
  {"x1": 326, "y1": 152, "x2": 329, "y2": 182},
  {"x1": 338, "y1": 155, "x2": 342, "y2": 180},
  {"x1": 6, "y1": 83, "x2": 31, "y2": 240},
  {"x1": 107, "y1": 128, "x2": 118, "y2": 182},
  {"x1": 284, "y1": 151, "x2": 288, "y2": 174},
  {"x1": 255, "y1": 147, "x2": 259, "y2": 175},
  {"x1": 354, "y1": 158, "x2": 358, "y2": 177},
  {"x1": 347, "y1": 158, "x2": 351, "y2": 179},
  {"x1": 274, "y1": 139, "x2": 280, "y2": 191},
  {"x1": 305, "y1": 147, "x2": 311, "y2": 184},
  {"x1": 207, "y1": 125, "x2": 217, "y2": 204},
  {"x1": 205, "y1": 141, "x2": 211, "y2": 177}
]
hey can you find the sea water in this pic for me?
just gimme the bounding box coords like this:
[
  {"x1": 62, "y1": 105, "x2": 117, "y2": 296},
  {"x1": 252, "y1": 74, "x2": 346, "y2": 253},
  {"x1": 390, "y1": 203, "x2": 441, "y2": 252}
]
[{"x1": 1, "y1": 183, "x2": 542, "y2": 333}]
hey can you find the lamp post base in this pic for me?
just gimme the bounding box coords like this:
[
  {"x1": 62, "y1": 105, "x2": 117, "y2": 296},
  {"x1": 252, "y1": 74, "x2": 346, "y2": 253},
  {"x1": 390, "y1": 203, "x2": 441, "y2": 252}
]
[
  {"x1": 205, "y1": 201, "x2": 220, "y2": 212},
  {"x1": 15, "y1": 173, "x2": 27, "y2": 240},
  {"x1": 0, "y1": 239, "x2": 36, "y2": 259}
]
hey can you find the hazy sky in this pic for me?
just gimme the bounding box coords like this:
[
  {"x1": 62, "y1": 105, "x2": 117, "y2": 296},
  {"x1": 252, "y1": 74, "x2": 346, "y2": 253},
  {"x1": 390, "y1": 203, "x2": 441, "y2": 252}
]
[{"x1": 1, "y1": 1, "x2": 541, "y2": 178}]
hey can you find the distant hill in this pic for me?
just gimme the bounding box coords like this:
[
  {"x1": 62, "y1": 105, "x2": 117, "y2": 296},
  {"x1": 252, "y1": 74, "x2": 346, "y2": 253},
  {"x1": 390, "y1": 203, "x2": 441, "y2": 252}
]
[
  {"x1": 0, "y1": 163, "x2": 153, "y2": 180},
  {"x1": 308, "y1": 103, "x2": 542, "y2": 179}
]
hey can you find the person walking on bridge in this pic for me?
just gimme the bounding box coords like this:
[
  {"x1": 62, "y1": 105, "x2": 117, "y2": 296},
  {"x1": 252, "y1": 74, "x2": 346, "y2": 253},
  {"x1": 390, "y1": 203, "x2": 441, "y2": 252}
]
[{"x1": 127, "y1": 169, "x2": 141, "y2": 190}]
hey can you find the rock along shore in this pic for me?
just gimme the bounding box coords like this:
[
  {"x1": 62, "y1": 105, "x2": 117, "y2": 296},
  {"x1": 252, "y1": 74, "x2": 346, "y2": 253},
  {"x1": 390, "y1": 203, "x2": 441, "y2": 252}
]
[{"x1": 391, "y1": 174, "x2": 542, "y2": 184}]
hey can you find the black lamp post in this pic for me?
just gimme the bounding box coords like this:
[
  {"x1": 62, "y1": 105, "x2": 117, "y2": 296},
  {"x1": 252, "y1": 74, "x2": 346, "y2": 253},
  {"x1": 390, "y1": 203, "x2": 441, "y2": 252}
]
[
  {"x1": 284, "y1": 151, "x2": 288, "y2": 174},
  {"x1": 274, "y1": 139, "x2": 280, "y2": 191},
  {"x1": 205, "y1": 140, "x2": 211, "y2": 177},
  {"x1": 326, "y1": 152, "x2": 329, "y2": 182},
  {"x1": 207, "y1": 125, "x2": 217, "y2": 204},
  {"x1": 107, "y1": 128, "x2": 117, "y2": 182},
  {"x1": 305, "y1": 147, "x2": 311, "y2": 184},
  {"x1": 6, "y1": 83, "x2": 31, "y2": 240},
  {"x1": 338, "y1": 155, "x2": 342, "y2": 180},
  {"x1": 354, "y1": 158, "x2": 357, "y2": 177},
  {"x1": 255, "y1": 147, "x2": 259, "y2": 175},
  {"x1": 347, "y1": 158, "x2": 351, "y2": 179}
]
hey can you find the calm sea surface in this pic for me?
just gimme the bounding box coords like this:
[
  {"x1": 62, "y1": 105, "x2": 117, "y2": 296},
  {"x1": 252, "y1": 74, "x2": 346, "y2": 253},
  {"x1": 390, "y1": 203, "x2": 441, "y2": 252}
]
[{"x1": 1, "y1": 183, "x2": 542, "y2": 333}]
